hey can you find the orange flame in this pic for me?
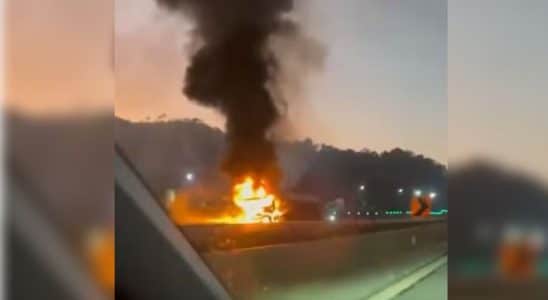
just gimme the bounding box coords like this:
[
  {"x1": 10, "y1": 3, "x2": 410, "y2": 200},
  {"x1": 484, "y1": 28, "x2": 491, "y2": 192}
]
[
  {"x1": 232, "y1": 176, "x2": 284, "y2": 223},
  {"x1": 166, "y1": 176, "x2": 285, "y2": 224},
  {"x1": 85, "y1": 228, "x2": 115, "y2": 293}
]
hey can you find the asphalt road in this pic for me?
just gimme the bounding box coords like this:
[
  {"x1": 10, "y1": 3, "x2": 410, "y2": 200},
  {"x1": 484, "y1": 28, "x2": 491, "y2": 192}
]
[
  {"x1": 393, "y1": 264, "x2": 447, "y2": 300},
  {"x1": 204, "y1": 224, "x2": 447, "y2": 300}
]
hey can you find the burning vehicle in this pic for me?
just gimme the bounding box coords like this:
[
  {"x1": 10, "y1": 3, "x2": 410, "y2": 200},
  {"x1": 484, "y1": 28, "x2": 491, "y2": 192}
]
[{"x1": 165, "y1": 176, "x2": 286, "y2": 225}]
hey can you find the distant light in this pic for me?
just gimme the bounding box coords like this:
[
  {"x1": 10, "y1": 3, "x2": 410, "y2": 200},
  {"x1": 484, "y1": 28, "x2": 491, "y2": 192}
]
[
  {"x1": 185, "y1": 172, "x2": 194, "y2": 182},
  {"x1": 328, "y1": 215, "x2": 336, "y2": 222},
  {"x1": 429, "y1": 192, "x2": 437, "y2": 199},
  {"x1": 398, "y1": 188, "x2": 404, "y2": 194},
  {"x1": 366, "y1": 211, "x2": 370, "y2": 216},
  {"x1": 359, "y1": 185, "x2": 365, "y2": 191},
  {"x1": 374, "y1": 211, "x2": 379, "y2": 216},
  {"x1": 347, "y1": 211, "x2": 351, "y2": 215},
  {"x1": 414, "y1": 190, "x2": 422, "y2": 197},
  {"x1": 357, "y1": 211, "x2": 361, "y2": 216}
]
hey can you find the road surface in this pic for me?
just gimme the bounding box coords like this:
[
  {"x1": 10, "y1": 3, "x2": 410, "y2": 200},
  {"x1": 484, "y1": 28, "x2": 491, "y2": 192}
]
[
  {"x1": 204, "y1": 225, "x2": 447, "y2": 300},
  {"x1": 393, "y1": 263, "x2": 447, "y2": 300}
]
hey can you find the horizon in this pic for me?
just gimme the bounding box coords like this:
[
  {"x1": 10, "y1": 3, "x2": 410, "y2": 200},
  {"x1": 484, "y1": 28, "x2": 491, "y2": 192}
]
[{"x1": 115, "y1": 114, "x2": 448, "y2": 167}]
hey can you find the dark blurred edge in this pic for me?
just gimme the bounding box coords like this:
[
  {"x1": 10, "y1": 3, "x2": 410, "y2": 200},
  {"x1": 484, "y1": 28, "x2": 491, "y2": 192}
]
[
  {"x1": 7, "y1": 168, "x2": 107, "y2": 300},
  {"x1": 449, "y1": 278, "x2": 548, "y2": 300},
  {"x1": 448, "y1": 160, "x2": 548, "y2": 300},
  {"x1": 115, "y1": 146, "x2": 231, "y2": 300}
]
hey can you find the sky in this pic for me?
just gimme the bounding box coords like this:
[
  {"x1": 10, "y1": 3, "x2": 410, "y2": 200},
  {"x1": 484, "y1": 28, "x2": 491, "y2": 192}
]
[
  {"x1": 114, "y1": 0, "x2": 448, "y2": 164},
  {"x1": 5, "y1": 0, "x2": 113, "y2": 115},
  {"x1": 449, "y1": 0, "x2": 548, "y2": 182},
  {"x1": 8, "y1": 0, "x2": 546, "y2": 182}
]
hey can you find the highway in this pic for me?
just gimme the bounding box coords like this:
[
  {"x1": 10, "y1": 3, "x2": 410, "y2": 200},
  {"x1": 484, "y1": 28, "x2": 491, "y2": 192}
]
[
  {"x1": 393, "y1": 264, "x2": 447, "y2": 300},
  {"x1": 117, "y1": 153, "x2": 447, "y2": 300},
  {"x1": 201, "y1": 222, "x2": 447, "y2": 300}
]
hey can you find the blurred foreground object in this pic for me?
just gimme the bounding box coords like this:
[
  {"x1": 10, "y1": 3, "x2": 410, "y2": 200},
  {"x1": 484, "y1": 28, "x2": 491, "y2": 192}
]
[
  {"x1": 498, "y1": 226, "x2": 545, "y2": 280},
  {"x1": 6, "y1": 112, "x2": 114, "y2": 299},
  {"x1": 8, "y1": 176, "x2": 111, "y2": 300},
  {"x1": 4, "y1": 0, "x2": 114, "y2": 296},
  {"x1": 85, "y1": 228, "x2": 115, "y2": 292},
  {"x1": 449, "y1": 160, "x2": 548, "y2": 299}
]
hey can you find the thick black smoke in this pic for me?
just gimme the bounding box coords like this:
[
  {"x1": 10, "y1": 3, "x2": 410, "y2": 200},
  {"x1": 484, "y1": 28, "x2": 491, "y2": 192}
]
[{"x1": 157, "y1": 0, "x2": 303, "y2": 187}]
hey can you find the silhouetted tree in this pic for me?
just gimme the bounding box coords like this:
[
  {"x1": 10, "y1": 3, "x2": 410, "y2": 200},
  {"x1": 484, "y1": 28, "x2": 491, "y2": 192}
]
[{"x1": 116, "y1": 117, "x2": 447, "y2": 212}]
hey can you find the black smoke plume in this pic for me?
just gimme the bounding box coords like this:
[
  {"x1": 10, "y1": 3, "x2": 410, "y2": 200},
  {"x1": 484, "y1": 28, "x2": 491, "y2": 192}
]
[{"x1": 157, "y1": 0, "x2": 306, "y2": 187}]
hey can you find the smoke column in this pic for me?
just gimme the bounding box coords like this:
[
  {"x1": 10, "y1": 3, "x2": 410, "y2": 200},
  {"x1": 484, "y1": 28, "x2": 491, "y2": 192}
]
[{"x1": 156, "y1": 0, "x2": 309, "y2": 188}]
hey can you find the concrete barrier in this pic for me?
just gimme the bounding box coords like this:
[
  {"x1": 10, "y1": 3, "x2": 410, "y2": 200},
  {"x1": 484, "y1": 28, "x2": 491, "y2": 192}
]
[
  {"x1": 182, "y1": 218, "x2": 446, "y2": 251},
  {"x1": 202, "y1": 222, "x2": 447, "y2": 299}
]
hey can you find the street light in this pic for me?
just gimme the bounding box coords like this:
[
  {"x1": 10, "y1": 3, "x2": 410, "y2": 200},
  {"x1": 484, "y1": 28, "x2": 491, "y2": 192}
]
[
  {"x1": 185, "y1": 172, "x2": 194, "y2": 182},
  {"x1": 328, "y1": 215, "x2": 336, "y2": 222},
  {"x1": 429, "y1": 192, "x2": 437, "y2": 199},
  {"x1": 398, "y1": 188, "x2": 404, "y2": 194},
  {"x1": 414, "y1": 189, "x2": 422, "y2": 197},
  {"x1": 359, "y1": 185, "x2": 365, "y2": 191}
]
